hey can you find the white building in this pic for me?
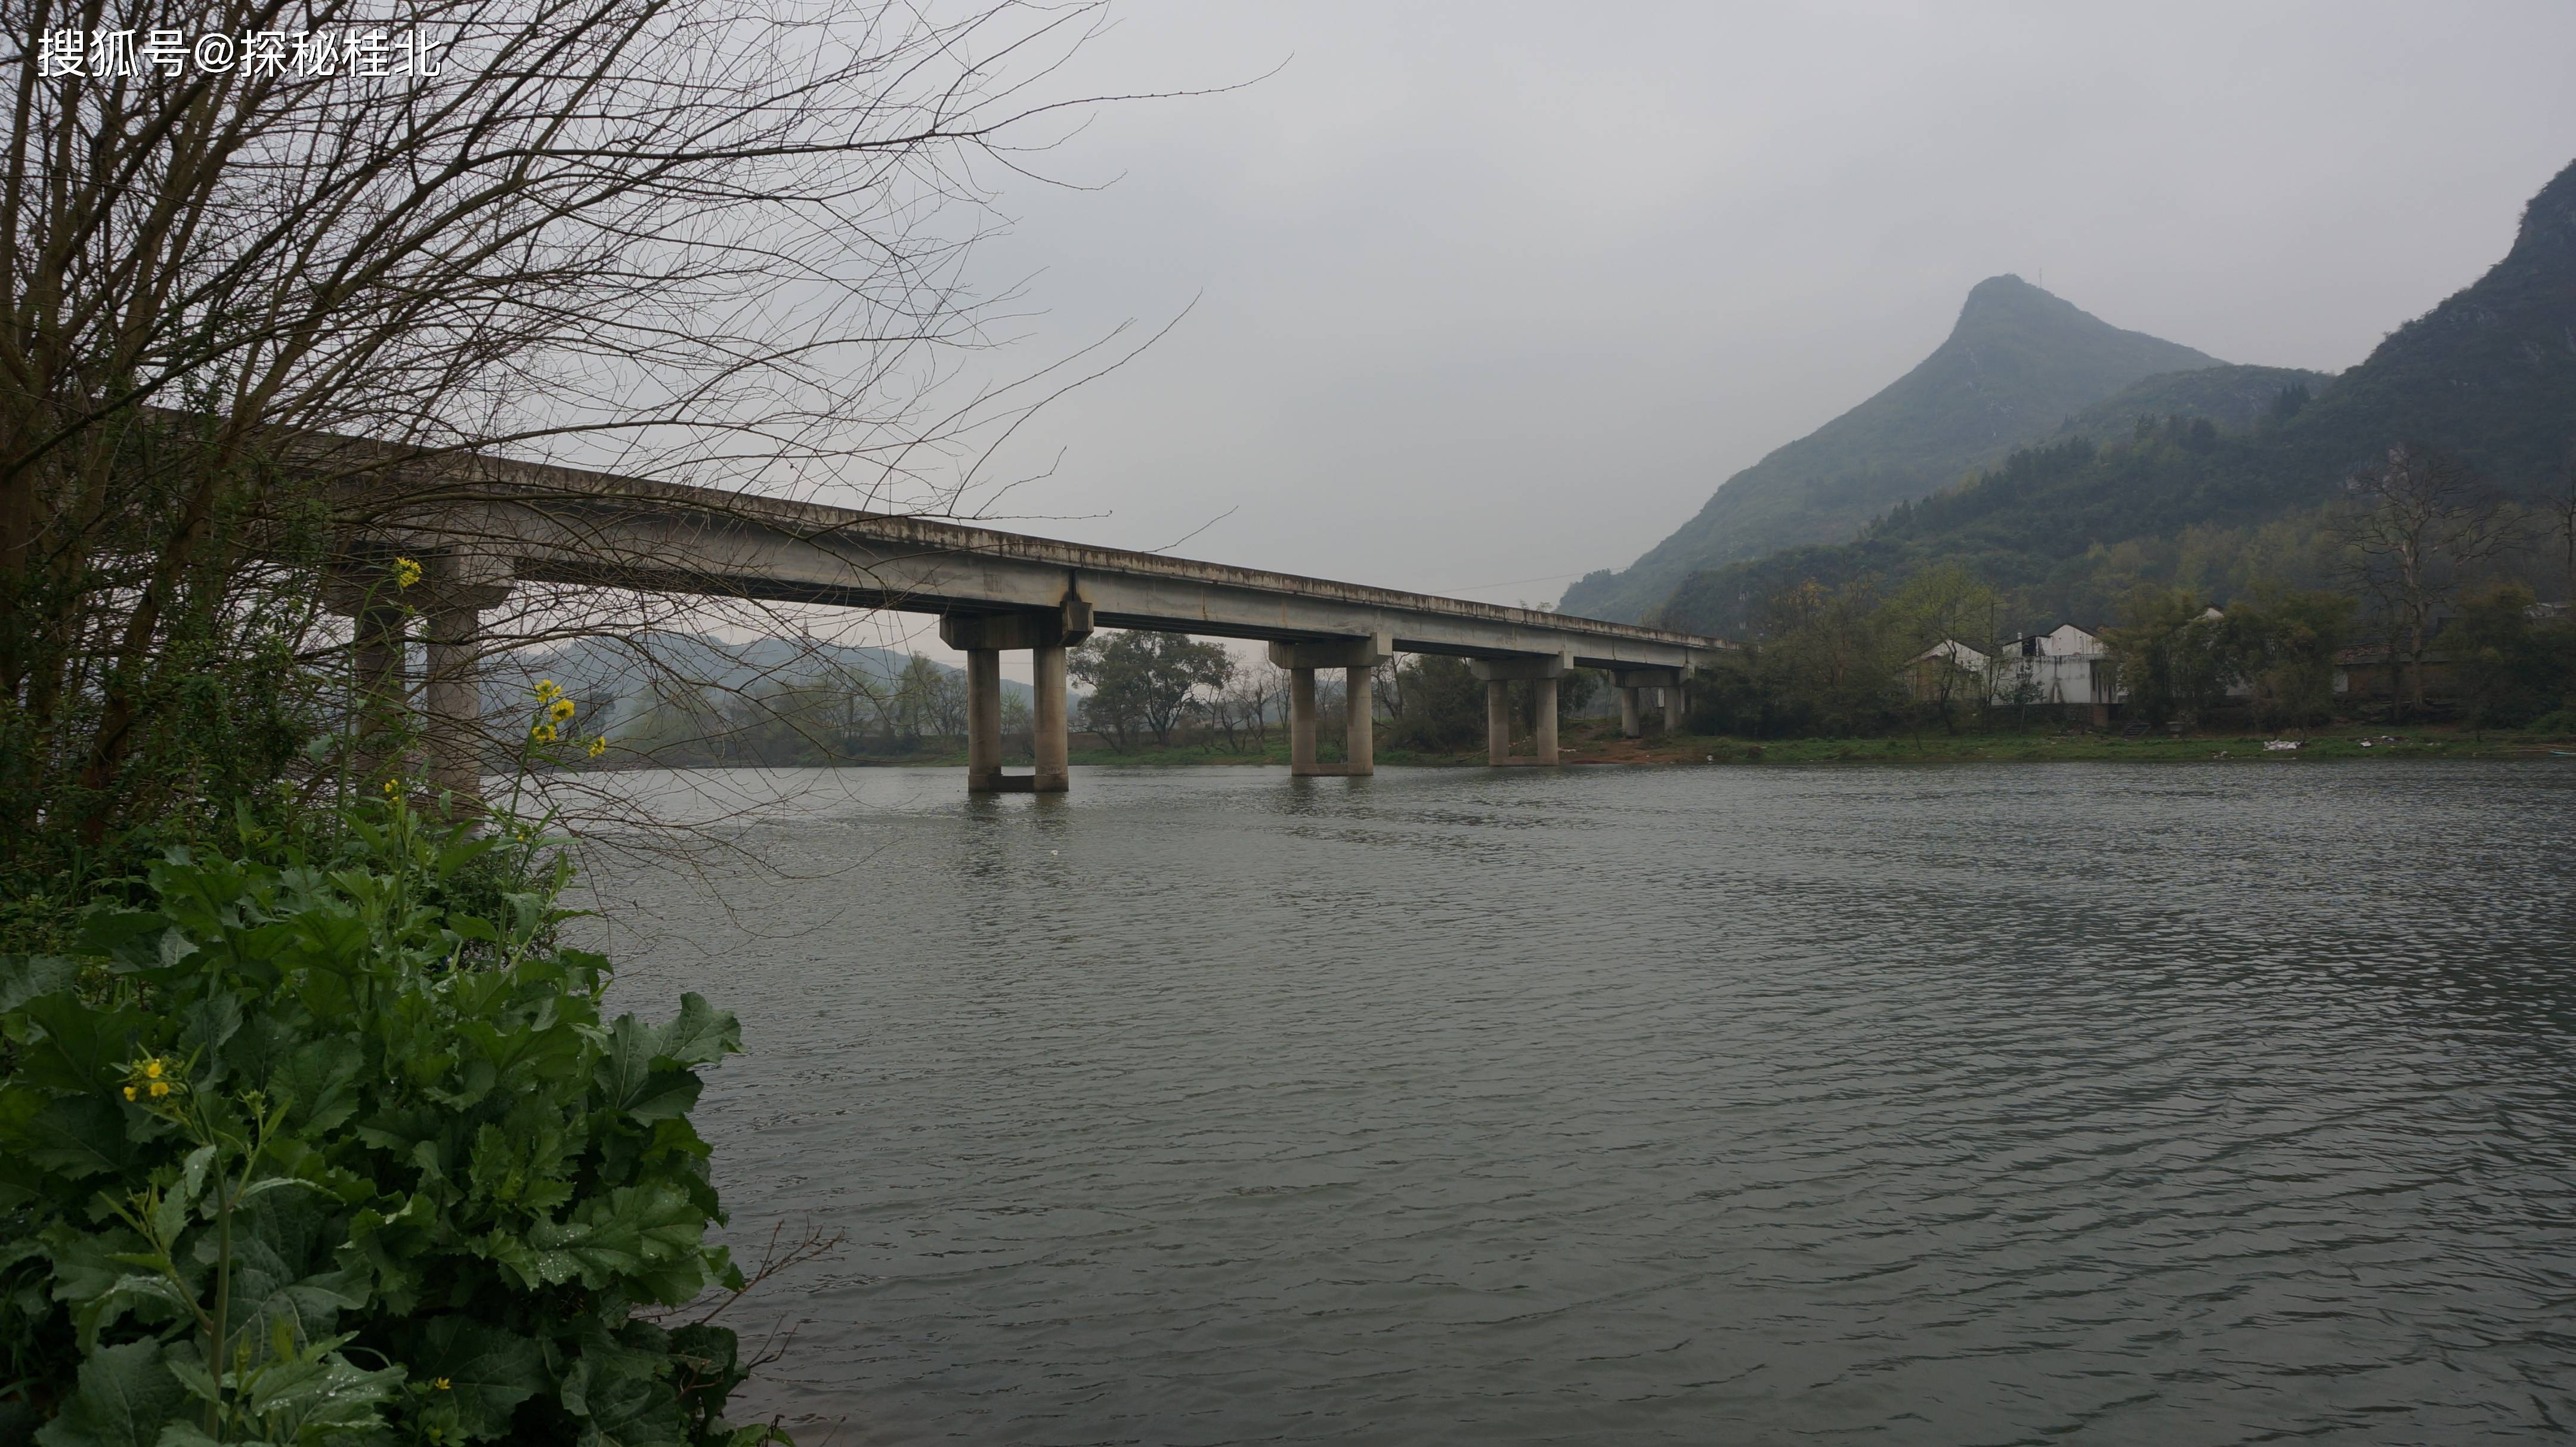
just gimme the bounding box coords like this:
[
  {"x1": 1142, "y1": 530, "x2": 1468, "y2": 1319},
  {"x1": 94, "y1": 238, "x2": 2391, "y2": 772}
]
[{"x1": 1986, "y1": 623, "x2": 2120, "y2": 722}]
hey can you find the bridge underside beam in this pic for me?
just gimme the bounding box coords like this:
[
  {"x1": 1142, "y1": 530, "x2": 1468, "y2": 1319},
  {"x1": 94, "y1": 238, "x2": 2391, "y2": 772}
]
[{"x1": 480, "y1": 506, "x2": 1721, "y2": 674}]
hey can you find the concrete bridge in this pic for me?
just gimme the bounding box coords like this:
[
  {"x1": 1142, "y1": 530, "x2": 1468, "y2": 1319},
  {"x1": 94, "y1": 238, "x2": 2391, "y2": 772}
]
[{"x1": 332, "y1": 446, "x2": 1725, "y2": 800}]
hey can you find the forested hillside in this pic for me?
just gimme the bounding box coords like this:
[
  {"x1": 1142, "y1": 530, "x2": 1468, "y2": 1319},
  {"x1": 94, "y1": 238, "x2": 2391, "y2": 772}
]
[
  {"x1": 1653, "y1": 156, "x2": 2576, "y2": 638},
  {"x1": 2053, "y1": 363, "x2": 2334, "y2": 444},
  {"x1": 1560, "y1": 275, "x2": 2225, "y2": 622}
]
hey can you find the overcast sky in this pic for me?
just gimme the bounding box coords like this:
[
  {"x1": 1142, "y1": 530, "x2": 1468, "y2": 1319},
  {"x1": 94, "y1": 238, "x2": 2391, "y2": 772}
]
[{"x1": 837, "y1": 0, "x2": 2576, "y2": 665}]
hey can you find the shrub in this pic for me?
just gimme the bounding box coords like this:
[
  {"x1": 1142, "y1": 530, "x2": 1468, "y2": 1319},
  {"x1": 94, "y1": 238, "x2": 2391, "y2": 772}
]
[{"x1": 0, "y1": 802, "x2": 775, "y2": 1446}]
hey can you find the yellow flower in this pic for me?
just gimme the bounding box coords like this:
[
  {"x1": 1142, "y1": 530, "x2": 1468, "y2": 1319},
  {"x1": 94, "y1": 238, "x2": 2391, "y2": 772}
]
[
  {"x1": 143, "y1": 1059, "x2": 162, "y2": 1080},
  {"x1": 548, "y1": 697, "x2": 575, "y2": 722},
  {"x1": 432, "y1": 1378, "x2": 452, "y2": 1392},
  {"x1": 534, "y1": 679, "x2": 561, "y2": 701},
  {"x1": 149, "y1": 1081, "x2": 170, "y2": 1099},
  {"x1": 383, "y1": 779, "x2": 401, "y2": 799},
  {"x1": 123, "y1": 1086, "x2": 137, "y2": 1101},
  {"x1": 392, "y1": 557, "x2": 422, "y2": 589},
  {"x1": 586, "y1": 735, "x2": 608, "y2": 759},
  {"x1": 529, "y1": 722, "x2": 558, "y2": 744}
]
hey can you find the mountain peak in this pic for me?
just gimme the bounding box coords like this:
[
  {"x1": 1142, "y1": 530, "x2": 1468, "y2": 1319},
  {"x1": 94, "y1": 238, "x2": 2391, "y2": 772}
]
[
  {"x1": 1557, "y1": 276, "x2": 2222, "y2": 622},
  {"x1": 1953, "y1": 274, "x2": 2107, "y2": 336}
]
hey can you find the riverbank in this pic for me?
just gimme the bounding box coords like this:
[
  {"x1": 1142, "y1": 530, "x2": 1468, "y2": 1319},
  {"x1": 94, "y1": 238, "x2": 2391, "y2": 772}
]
[{"x1": 678, "y1": 718, "x2": 2575, "y2": 771}]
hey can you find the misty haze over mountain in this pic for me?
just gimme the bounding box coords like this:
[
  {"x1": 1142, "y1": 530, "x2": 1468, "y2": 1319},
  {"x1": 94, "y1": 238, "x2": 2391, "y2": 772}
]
[{"x1": 931, "y1": 1, "x2": 2576, "y2": 638}]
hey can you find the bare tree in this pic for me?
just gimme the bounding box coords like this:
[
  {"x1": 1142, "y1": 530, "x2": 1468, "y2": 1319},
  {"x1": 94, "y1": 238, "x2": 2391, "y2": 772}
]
[
  {"x1": 1885, "y1": 563, "x2": 1994, "y2": 733},
  {"x1": 1, "y1": 0, "x2": 1146, "y2": 849},
  {"x1": 2337, "y1": 442, "x2": 2518, "y2": 720}
]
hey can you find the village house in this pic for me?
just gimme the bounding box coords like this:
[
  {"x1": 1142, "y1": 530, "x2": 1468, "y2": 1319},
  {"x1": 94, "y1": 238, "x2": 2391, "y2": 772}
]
[
  {"x1": 1989, "y1": 623, "x2": 2121, "y2": 724},
  {"x1": 1906, "y1": 623, "x2": 2123, "y2": 723}
]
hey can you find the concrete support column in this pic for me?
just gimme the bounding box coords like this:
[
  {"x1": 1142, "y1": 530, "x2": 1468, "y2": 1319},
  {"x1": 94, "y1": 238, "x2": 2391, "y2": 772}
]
[
  {"x1": 423, "y1": 600, "x2": 485, "y2": 809},
  {"x1": 1344, "y1": 664, "x2": 1375, "y2": 775},
  {"x1": 966, "y1": 648, "x2": 1003, "y2": 791},
  {"x1": 1031, "y1": 644, "x2": 1069, "y2": 793},
  {"x1": 1533, "y1": 676, "x2": 1560, "y2": 765},
  {"x1": 402, "y1": 553, "x2": 514, "y2": 815},
  {"x1": 1288, "y1": 667, "x2": 1319, "y2": 774},
  {"x1": 1472, "y1": 649, "x2": 1572, "y2": 766},
  {"x1": 1614, "y1": 668, "x2": 1687, "y2": 742},
  {"x1": 1269, "y1": 633, "x2": 1391, "y2": 779},
  {"x1": 942, "y1": 600, "x2": 1094, "y2": 797}
]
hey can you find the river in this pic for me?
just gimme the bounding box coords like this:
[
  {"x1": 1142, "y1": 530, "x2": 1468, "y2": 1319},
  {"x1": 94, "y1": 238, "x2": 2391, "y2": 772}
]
[{"x1": 580, "y1": 760, "x2": 2576, "y2": 1445}]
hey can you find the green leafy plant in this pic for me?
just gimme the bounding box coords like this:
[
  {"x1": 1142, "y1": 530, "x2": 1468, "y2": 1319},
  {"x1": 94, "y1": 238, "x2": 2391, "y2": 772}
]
[{"x1": 1, "y1": 800, "x2": 778, "y2": 1445}]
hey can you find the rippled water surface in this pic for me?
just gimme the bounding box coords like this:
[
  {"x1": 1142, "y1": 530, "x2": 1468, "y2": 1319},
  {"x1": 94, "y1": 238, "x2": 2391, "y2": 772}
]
[{"x1": 582, "y1": 762, "x2": 2576, "y2": 1445}]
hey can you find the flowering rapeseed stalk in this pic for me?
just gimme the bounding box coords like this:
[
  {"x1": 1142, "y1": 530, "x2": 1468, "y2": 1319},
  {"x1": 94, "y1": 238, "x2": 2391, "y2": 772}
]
[
  {"x1": 392, "y1": 556, "x2": 422, "y2": 589},
  {"x1": 122, "y1": 1055, "x2": 183, "y2": 1105}
]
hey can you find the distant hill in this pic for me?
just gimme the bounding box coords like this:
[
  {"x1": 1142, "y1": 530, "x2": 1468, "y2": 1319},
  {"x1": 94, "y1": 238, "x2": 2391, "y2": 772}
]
[
  {"x1": 1651, "y1": 156, "x2": 2576, "y2": 636},
  {"x1": 2263, "y1": 151, "x2": 2576, "y2": 492},
  {"x1": 1560, "y1": 275, "x2": 2226, "y2": 622},
  {"x1": 495, "y1": 630, "x2": 1029, "y2": 732},
  {"x1": 2053, "y1": 363, "x2": 2335, "y2": 445}
]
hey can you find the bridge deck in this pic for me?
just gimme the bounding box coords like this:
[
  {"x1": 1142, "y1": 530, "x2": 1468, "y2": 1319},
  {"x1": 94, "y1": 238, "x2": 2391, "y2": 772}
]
[{"x1": 363, "y1": 449, "x2": 1727, "y2": 672}]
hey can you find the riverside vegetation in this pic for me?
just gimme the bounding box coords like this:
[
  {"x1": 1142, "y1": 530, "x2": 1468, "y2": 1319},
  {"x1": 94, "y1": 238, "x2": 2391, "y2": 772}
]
[
  {"x1": 1, "y1": 651, "x2": 789, "y2": 1446},
  {"x1": 0, "y1": 796, "x2": 768, "y2": 1446}
]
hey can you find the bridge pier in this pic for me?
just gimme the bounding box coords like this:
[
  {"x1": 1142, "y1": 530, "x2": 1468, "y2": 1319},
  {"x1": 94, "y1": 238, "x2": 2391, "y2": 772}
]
[
  {"x1": 1473, "y1": 651, "x2": 1571, "y2": 765},
  {"x1": 1613, "y1": 667, "x2": 1685, "y2": 740},
  {"x1": 1032, "y1": 643, "x2": 1070, "y2": 791},
  {"x1": 329, "y1": 552, "x2": 512, "y2": 812},
  {"x1": 420, "y1": 554, "x2": 514, "y2": 810},
  {"x1": 943, "y1": 602, "x2": 1093, "y2": 794},
  {"x1": 1268, "y1": 634, "x2": 1390, "y2": 777}
]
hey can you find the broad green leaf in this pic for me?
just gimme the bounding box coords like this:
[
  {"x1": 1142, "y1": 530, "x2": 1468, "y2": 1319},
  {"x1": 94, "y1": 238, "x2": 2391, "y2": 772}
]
[
  {"x1": 268, "y1": 1035, "x2": 364, "y2": 1134},
  {"x1": 76, "y1": 1273, "x2": 196, "y2": 1348},
  {"x1": 31, "y1": 1340, "x2": 189, "y2": 1447},
  {"x1": 651, "y1": 995, "x2": 739, "y2": 1068},
  {"x1": 562, "y1": 1340, "x2": 686, "y2": 1447},
  {"x1": 176, "y1": 993, "x2": 242, "y2": 1063},
  {"x1": 12, "y1": 994, "x2": 154, "y2": 1096},
  {"x1": 214, "y1": 1190, "x2": 373, "y2": 1346},
  {"x1": 621, "y1": 1069, "x2": 703, "y2": 1126},
  {"x1": 524, "y1": 1183, "x2": 704, "y2": 1291},
  {"x1": 242, "y1": 1353, "x2": 401, "y2": 1429},
  {"x1": 407, "y1": 1317, "x2": 547, "y2": 1441},
  {"x1": 72, "y1": 910, "x2": 171, "y2": 973},
  {"x1": 594, "y1": 1016, "x2": 657, "y2": 1117},
  {"x1": 0, "y1": 953, "x2": 79, "y2": 1012},
  {"x1": 38, "y1": 1224, "x2": 151, "y2": 1310},
  {"x1": 18, "y1": 1095, "x2": 135, "y2": 1179},
  {"x1": 446, "y1": 911, "x2": 502, "y2": 944}
]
